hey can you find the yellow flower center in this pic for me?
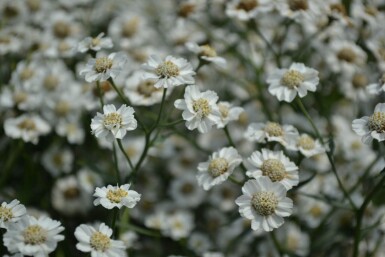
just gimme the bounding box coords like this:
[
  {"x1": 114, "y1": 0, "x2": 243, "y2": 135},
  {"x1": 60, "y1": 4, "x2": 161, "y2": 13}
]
[
  {"x1": 178, "y1": 3, "x2": 196, "y2": 18},
  {"x1": 17, "y1": 119, "x2": 36, "y2": 131},
  {"x1": 106, "y1": 188, "x2": 128, "y2": 203},
  {"x1": 103, "y1": 112, "x2": 122, "y2": 128},
  {"x1": 281, "y1": 70, "x2": 304, "y2": 89},
  {"x1": 236, "y1": 0, "x2": 259, "y2": 12},
  {"x1": 193, "y1": 98, "x2": 211, "y2": 117},
  {"x1": 365, "y1": 6, "x2": 378, "y2": 16},
  {"x1": 63, "y1": 187, "x2": 81, "y2": 199},
  {"x1": 261, "y1": 159, "x2": 286, "y2": 182},
  {"x1": 95, "y1": 57, "x2": 113, "y2": 73},
  {"x1": 337, "y1": 48, "x2": 356, "y2": 63},
  {"x1": 90, "y1": 231, "x2": 111, "y2": 252},
  {"x1": 0, "y1": 206, "x2": 13, "y2": 221},
  {"x1": 55, "y1": 101, "x2": 70, "y2": 116},
  {"x1": 297, "y1": 134, "x2": 316, "y2": 150},
  {"x1": 20, "y1": 68, "x2": 34, "y2": 81},
  {"x1": 91, "y1": 37, "x2": 101, "y2": 47},
  {"x1": 53, "y1": 21, "x2": 71, "y2": 39},
  {"x1": 218, "y1": 103, "x2": 229, "y2": 118},
  {"x1": 155, "y1": 61, "x2": 180, "y2": 78},
  {"x1": 309, "y1": 205, "x2": 323, "y2": 217},
  {"x1": 58, "y1": 41, "x2": 70, "y2": 53},
  {"x1": 330, "y1": 3, "x2": 347, "y2": 15},
  {"x1": 181, "y1": 183, "x2": 194, "y2": 194},
  {"x1": 265, "y1": 122, "x2": 284, "y2": 137},
  {"x1": 43, "y1": 75, "x2": 59, "y2": 90},
  {"x1": 251, "y1": 191, "x2": 278, "y2": 216},
  {"x1": 23, "y1": 225, "x2": 47, "y2": 245},
  {"x1": 352, "y1": 74, "x2": 368, "y2": 89},
  {"x1": 208, "y1": 157, "x2": 229, "y2": 177},
  {"x1": 288, "y1": 0, "x2": 309, "y2": 11},
  {"x1": 137, "y1": 80, "x2": 159, "y2": 97},
  {"x1": 121, "y1": 17, "x2": 139, "y2": 38},
  {"x1": 199, "y1": 45, "x2": 217, "y2": 58},
  {"x1": 13, "y1": 91, "x2": 28, "y2": 104},
  {"x1": 27, "y1": 0, "x2": 41, "y2": 12},
  {"x1": 368, "y1": 112, "x2": 385, "y2": 133}
]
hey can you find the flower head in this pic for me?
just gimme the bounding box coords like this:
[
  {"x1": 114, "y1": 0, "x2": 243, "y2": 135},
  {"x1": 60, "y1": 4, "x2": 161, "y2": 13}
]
[
  {"x1": 91, "y1": 104, "x2": 137, "y2": 142},
  {"x1": 353, "y1": 103, "x2": 385, "y2": 144},
  {"x1": 0, "y1": 200, "x2": 26, "y2": 229},
  {"x1": 93, "y1": 184, "x2": 141, "y2": 209}
]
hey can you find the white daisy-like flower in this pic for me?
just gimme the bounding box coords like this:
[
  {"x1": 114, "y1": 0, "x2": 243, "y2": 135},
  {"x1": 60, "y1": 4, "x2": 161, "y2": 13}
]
[
  {"x1": 267, "y1": 63, "x2": 319, "y2": 102},
  {"x1": 197, "y1": 147, "x2": 243, "y2": 190},
  {"x1": 90, "y1": 104, "x2": 137, "y2": 142},
  {"x1": 93, "y1": 184, "x2": 141, "y2": 209},
  {"x1": 244, "y1": 121, "x2": 299, "y2": 147},
  {"x1": 142, "y1": 55, "x2": 195, "y2": 88},
  {"x1": 4, "y1": 114, "x2": 51, "y2": 144},
  {"x1": 3, "y1": 215, "x2": 65, "y2": 257},
  {"x1": 235, "y1": 177, "x2": 293, "y2": 232},
  {"x1": 226, "y1": 0, "x2": 274, "y2": 21},
  {"x1": 0, "y1": 199, "x2": 26, "y2": 229},
  {"x1": 174, "y1": 85, "x2": 221, "y2": 133},
  {"x1": 75, "y1": 223, "x2": 127, "y2": 257},
  {"x1": 367, "y1": 74, "x2": 385, "y2": 95},
  {"x1": 216, "y1": 101, "x2": 244, "y2": 129},
  {"x1": 290, "y1": 134, "x2": 326, "y2": 157},
  {"x1": 245, "y1": 149, "x2": 299, "y2": 190},
  {"x1": 79, "y1": 52, "x2": 127, "y2": 82},
  {"x1": 185, "y1": 42, "x2": 227, "y2": 68},
  {"x1": 78, "y1": 32, "x2": 113, "y2": 53},
  {"x1": 352, "y1": 103, "x2": 385, "y2": 144}
]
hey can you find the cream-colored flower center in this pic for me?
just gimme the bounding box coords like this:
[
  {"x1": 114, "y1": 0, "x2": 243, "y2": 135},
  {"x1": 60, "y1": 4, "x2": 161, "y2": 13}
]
[
  {"x1": 137, "y1": 80, "x2": 158, "y2": 97},
  {"x1": 265, "y1": 122, "x2": 284, "y2": 137},
  {"x1": 178, "y1": 3, "x2": 196, "y2": 17},
  {"x1": 297, "y1": 134, "x2": 315, "y2": 150},
  {"x1": 0, "y1": 206, "x2": 13, "y2": 221},
  {"x1": 0, "y1": 36, "x2": 11, "y2": 44},
  {"x1": 286, "y1": 235, "x2": 299, "y2": 251},
  {"x1": 122, "y1": 17, "x2": 139, "y2": 38},
  {"x1": 218, "y1": 103, "x2": 229, "y2": 118},
  {"x1": 251, "y1": 191, "x2": 278, "y2": 216},
  {"x1": 4, "y1": 4, "x2": 19, "y2": 18},
  {"x1": 55, "y1": 101, "x2": 70, "y2": 116},
  {"x1": 53, "y1": 21, "x2": 71, "y2": 39},
  {"x1": 181, "y1": 183, "x2": 194, "y2": 194},
  {"x1": 13, "y1": 91, "x2": 28, "y2": 104},
  {"x1": 91, "y1": 37, "x2": 101, "y2": 47},
  {"x1": 199, "y1": 45, "x2": 217, "y2": 58},
  {"x1": 261, "y1": 159, "x2": 286, "y2": 182},
  {"x1": 106, "y1": 188, "x2": 128, "y2": 203},
  {"x1": 95, "y1": 57, "x2": 113, "y2": 73},
  {"x1": 330, "y1": 3, "x2": 347, "y2": 15},
  {"x1": 58, "y1": 41, "x2": 70, "y2": 53},
  {"x1": 368, "y1": 112, "x2": 385, "y2": 133},
  {"x1": 63, "y1": 187, "x2": 81, "y2": 199},
  {"x1": 23, "y1": 225, "x2": 47, "y2": 245},
  {"x1": 309, "y1": 205, "x2": 323, "y2": 217},
  {"x1": 27, "y1": 0, "x2": 41, "y2": 12},
  {"x1": 352, "y1": 74, "x2": 368, "y2": 89},
  {"x1": 350, "y1": 140, "x2": 362, "y2": 150},
  {"x1": 90, "y1": 231, "x2": 111, "y2": 252},
  {"x1": 288, "y1": 0, "x2": 309, "y2": 11},
  {"x1": 208, "y1": 157, "x2": 229, "y2": 177},
  {"x1": 365, "y1": 6, "x2": 378, "y2": 16},
  {"x1": 281, "y1": 70, "x2": 304, "y2": 89},
  {"x1": 193, "y1": 98, "x2": 211, "y2": 117},
  {"x1": 155, "y1": 61, "x2": 180, "y2": 78},
  {"x1": 103, "y1": 112, "x2": 122, "y2": 128},
  {"x1": 236, "y1": 0, "x2": 258, "y2": 11},
  {"x1": 43, "y1": 75, "x2": 59, "y2": 90},
  {"x1": 18, "y1": 118, "x2": 36, "y2": 131},
  {"x1": 53, "y1": 154, "x2": 64, "y2": 167},
  {"x1": 20, "y1": 68, "x2": 34, "y2": 81},
  {"x1": 337, "y1": 48, "x2": 356, "y2": 63}
]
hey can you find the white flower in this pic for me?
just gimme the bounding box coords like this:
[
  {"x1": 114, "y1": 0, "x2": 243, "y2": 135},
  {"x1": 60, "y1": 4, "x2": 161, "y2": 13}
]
[
  {"x1": 174, "y1": 85, "x2": 221, "y2": 133},
  {"x1": 226, "y1": 0, "x2": 274, "y2": 21},
  {"x1": 267, "y1": 63, "x2": 319, "y2": 102},
  {"x1": 93, "y1": 184, "x2": 141, "y2": 209},
  {"x1": 164, "y1": 211, "x2": 194, "y2": 240},
  {"x1": 244, "y1": 121, "x2": 299, "y2": 147},
  {"x1": 142, "y1": 55, "x2": 195, "y2": 88},
  {"x1": 91, "y1": 104, "x2": 137, "y2": 142},
  {"x1": 352, "y1": 103, "x2": 385, "y2": 144},
  {"x1": 235, "y1": 177, "x2": 293, "y2": 232},
  {"x1": 4, "y1": 114, "x2": 51, "y2": 144},
  {"x1": 79, "y1": 52, "x2": 127, "y2": 82},
  {"x1": 367, "y1": 74, "x2": 385, "y2": 95},
  {"x1": 216, "y1": 101, "x2": 244, "y2": 128},
  {"x1": 3, "y1": 215, "x2": 64, "y2": 257},
  {"x1": 197, "y1": 147, "x2": 243, "y2": 190},
  {"x1": 185, "y1": 42, "x2": 227, "y2": 68},
  {"x1": 290, "y1": 134, "x2": 326, "y2": 157},
  {"x1": 78, "y1": 32, "x2": 113, "y2": 53},
  {"x1": 245, "y1": 149, "x2": 299, "y2": 190},
  {"x1": 75, "y1": 223, "x2": 127, "y2": 257},
  {"x1": 0, "y1": 200, "x2": 26, "y2": 229}
]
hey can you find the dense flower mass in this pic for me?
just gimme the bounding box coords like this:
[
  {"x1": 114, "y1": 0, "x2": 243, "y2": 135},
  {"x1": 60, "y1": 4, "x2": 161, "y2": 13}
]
[{"x1": 2, "y1": 0, "x2": 385, "y2": 256}]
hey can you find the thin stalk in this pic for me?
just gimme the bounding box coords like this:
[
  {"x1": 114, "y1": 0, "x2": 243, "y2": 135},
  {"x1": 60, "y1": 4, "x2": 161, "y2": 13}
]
[
  {"x1": 352, "y1": 173, "x2": 385, "y2": 257},
  {"x1": 224, "y1": 126, "x2": 247, "y2": 172},
  {"x1": 296, "y1": 97, "x2": 357, "y2": 211},
  {"x1": 111, "y1": 208, "x2": 119, "y2": 238},
  {"x1": 117, "y1": 139, "x2": 134, "y2": 171},
  {"x1": 270, "y1": 231, "x2": 284, "y2": 257},
  {"x1": 96, "y1": 81, "x2": 104, "y2": 106},
  {"x1": 112, "y1": 142, "x2": 121, "y2": 184}
]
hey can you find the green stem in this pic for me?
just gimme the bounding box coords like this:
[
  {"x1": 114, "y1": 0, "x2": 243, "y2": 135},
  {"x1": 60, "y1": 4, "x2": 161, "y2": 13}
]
[
  {"x1": 112, "y1": 142, "x2": 121, "y2": 184},
  {"x1": 96, "y1": 81, "x2": 104, "y2": 106},
  {"x1": 352, "y1": 173, "x2": 385, "y2": 257},
  {"x1": 117, "y1": 139, "x2": 134, "y2": 171},
  {"x1": 224, "y1": 126, "x2": 247, "y2": 172},
  {"x1": 111, "y1": 208, "x2": 119, "y2": 238},
  {"x1": 159, "y1": 119, "x2": 184, "y2": 127},
  {"x1": 296, "y1": 97, "x2": 357, "y2": 211},
  {"x1": 270, "y1": 231, "x2": 284, "y2": 257}
]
